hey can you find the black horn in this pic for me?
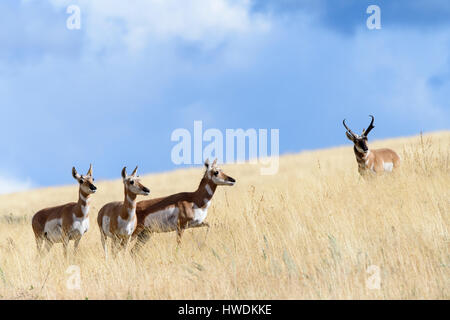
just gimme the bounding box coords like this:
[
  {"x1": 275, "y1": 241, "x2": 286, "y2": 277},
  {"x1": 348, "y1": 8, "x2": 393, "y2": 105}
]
[
  {"x1": 363, "y1": 115, "x2": 375, "y2": 137},
  {"x1": 343, "y1": 119, "x2": 356, "y2": 137}
]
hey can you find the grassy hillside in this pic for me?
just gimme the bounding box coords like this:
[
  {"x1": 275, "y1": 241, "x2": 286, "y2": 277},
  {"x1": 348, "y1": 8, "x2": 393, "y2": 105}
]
[{"x1": 0, "y1": 131, "x2": 448, "y2": 299}]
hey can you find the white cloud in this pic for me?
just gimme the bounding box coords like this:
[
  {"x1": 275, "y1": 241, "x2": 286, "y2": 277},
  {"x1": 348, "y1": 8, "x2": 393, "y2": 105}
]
[
  {"x1": 0, "y1": 175, "x2": 33, "y2": 194},
  {"x1": 49, "y1": 0, "x2": 270, "y2": 52}
]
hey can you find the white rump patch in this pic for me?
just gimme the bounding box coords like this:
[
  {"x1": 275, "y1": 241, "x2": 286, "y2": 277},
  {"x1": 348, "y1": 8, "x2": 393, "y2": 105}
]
[
  {"x1": 44, "y1": 218, "x2": 63, "y2": 242},
  {"x1": 383, "y1": 162, "x2": 394, "y2": 172},
  {"x1": 102, "y1": 216, "x2": 112, "y2": 237}
]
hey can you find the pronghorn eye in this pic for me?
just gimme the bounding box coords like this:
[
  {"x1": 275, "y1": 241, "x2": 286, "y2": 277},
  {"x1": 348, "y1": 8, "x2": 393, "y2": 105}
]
[
  {"x1": 214, "y1": 171, "x2": 219, "y2": 176},
  {"x1": 79, "y1": 179, "x2": 84, "y2": 184},
  {"x1": 130, "y1": 180, "x2": 134, "y2": 185}
]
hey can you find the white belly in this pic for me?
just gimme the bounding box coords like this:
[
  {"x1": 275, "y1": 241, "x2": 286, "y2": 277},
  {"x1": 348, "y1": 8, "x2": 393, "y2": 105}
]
[
  {"x1": 44, "y1": 218, "x2": 63, "y2": 242},
  {"x1": 144, "y1": 207, "x2": 179, "y2": 232},
  {"x1": 71, "y1": 214, "x2": 89, "y2": 239},
  {"x1": 383, "y1": 162, "x2": 394, "y2": 172}
]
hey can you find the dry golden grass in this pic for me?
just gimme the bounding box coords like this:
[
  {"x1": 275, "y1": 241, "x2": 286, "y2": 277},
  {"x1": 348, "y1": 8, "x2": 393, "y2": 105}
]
[{"x1": 0, "y1": 131, "x2": 448, "y2": 300}]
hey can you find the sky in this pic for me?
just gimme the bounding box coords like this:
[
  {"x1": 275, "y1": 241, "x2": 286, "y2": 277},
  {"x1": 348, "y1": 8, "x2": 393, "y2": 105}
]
[{"x1": 0, "y1": 0, "x2": 449, "y2": 192}]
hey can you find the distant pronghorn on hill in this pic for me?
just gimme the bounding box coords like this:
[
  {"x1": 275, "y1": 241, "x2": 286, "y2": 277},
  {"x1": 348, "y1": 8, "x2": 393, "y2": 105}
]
[
  {"x1": 343, "y1": 115, "x2": 400, "y2": 176},
  {"x1": 31, "y1": 164, "x2": 97, "y2": 257},
  {"x1": 131, "y1": 158, "x2": 236, "y2": 253},
  {"x1": 97, "y1": 166, "x2": 150, "y2": 259}
]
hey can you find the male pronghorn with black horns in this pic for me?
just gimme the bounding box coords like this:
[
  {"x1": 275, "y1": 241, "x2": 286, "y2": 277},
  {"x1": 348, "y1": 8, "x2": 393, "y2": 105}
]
[
  {"x1": 343, "y1": 115, "x2": 400, "y2": 176},
  {"x1": 97, "y1": 166, "x2": 150, "y2": 259},
  {"x1": 131, "y1": 158, "x2": 236, "y2": 253},
  {"x1": 32, "y1": 164, "x2": 97, "y2": 257}
]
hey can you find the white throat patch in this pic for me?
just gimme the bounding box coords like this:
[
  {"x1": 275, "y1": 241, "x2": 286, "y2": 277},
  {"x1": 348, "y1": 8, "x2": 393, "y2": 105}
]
[
  {"x1": 127, "y1": 194, "x2": 136, "y2": 207},
  {"x1": 205, "y1": 184, "x2": 213, "y2": 196},
  {"x1": 80, "y1": 193, "x2": 88, "y2": 203}
]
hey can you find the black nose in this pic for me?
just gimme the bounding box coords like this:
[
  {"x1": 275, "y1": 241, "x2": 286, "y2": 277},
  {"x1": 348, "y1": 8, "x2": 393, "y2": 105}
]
[
  {"x1": 90, "y1": 184, "x2": 97, "y2": 191},
  {"x1": 227, "y1": 177, "x2": 236, "y2": 183},
  {"x1": 142, "y1": 187, "x2": 150, "y2": 193}
]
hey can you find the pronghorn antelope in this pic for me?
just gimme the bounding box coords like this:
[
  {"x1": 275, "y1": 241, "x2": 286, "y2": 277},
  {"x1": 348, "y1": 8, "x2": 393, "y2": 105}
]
[
  {"x1": 131, "y1": 158, "x2": 236, "y2": 252},
  {"x1": 31, "y1": 165, "x2": 97, "y2": 257},
  {"x1": 97, "y1": 166, "x2": 150, "y2": 258},
  {"x1": 343, "y1": 115, "x2": 400, "y2": 176}
]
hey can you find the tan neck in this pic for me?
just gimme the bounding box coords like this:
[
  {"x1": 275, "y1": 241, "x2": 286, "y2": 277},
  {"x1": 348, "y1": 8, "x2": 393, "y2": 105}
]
[
  {"x1": 78, "y1": 189, "x2": 91, "y2": 207},
  {"x1": 75, "y1": 189, "x2": 91, "y2": 217},
  {"x1": 121, "y1": 189, "x2": 137, "y2": 219},
  {"x1": 194, "y1": 177, "x2": 217, "y2": 207}
]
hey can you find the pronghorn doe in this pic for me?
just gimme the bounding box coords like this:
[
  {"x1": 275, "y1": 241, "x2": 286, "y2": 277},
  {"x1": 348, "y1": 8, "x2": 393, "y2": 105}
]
[
  {"x1": 32, "y1": 165, "x2": 97, "y2": 257},
  {"x1": 131, "y1": 158, "x2": 236, "y2": 253},
  {"x1": 97, "y1": 166, "x2": 150, "y2": 259},
  {"x1": 343, "y1": 115, "x2": 400, "y2": 176}
]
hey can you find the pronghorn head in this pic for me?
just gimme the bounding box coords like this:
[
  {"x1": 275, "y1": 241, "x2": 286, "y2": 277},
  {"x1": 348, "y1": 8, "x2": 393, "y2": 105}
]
[
  {"x1": 121, "y1": 166, "x2": 150, "y2": 196},
  {"x1": 204, "y1": 158, "x2": 236, "y2": 186},
  {"x1": 343, "y1": 115, "x2": 375, "y2": 154},
  {"x1": 72, "y1": 164, "x2": 97, "y2": 194}
]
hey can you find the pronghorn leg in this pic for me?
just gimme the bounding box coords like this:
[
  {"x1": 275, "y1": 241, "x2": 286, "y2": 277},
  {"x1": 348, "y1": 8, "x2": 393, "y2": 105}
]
[
  {"x1": 62, "y1": 236, "x2": 69, "y2": 260},
  {"x1": 73, "y1": 238, "x2": 81, "y2": 255},
  {"x1": 35, "y1": 236, "x2": 44, "y2": 255},
  {"x1": 100, "y1": 233, "x2": 108, "y2": 260},
  {"x1": 121, "y1": 237, "x2": 130, "y2": 252},
  {"x1": 176, "y1": 224, "x2": 187, "y2": 246},
  {"x1": 176, "y1": 201, "x2": 193, "y2": 246},
  {"x1": 131, "y1": 229, "x2": 152, "y2": 256},
  {"x1": 191, "y1": 222, "x2": 210, "y2": 229},
  {"x1": 202, "y1": 222, "x2": 211, "y2": 243},
  {"x1": 43, "y1": 239, "x2": 53, "y2": 256},
  {"x1": 114, "y1": 238, "x2": 128, "y2": 257},
  {"x1": 190, "y1": 222, "x2": 210, "y2": 248},
  {"x1": 111, "y1": 237, "x2": 120, "y2": 259}
]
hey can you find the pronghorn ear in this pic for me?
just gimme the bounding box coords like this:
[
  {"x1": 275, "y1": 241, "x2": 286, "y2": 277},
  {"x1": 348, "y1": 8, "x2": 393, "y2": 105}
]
[
  {"x1": 121, "y1": 167, "x2": 127, "y2": 180},
  {"x1": 72, "y1": 167, "x2": 81, "y2": 180},
  {"x1": 212, "y1": 158, "x2": 218, "y2": 167},
  {"x1": 345, "y1": 131, "x2": 354, "y2": 142},
  {"x1": 204, "y1": 158, "x2": 210, "y2": 169},
  {"x1": 131, "y1": 166, "x2": 138, "y2": 177},
  {"x1": 86, "y1": 163, "x2": 93, "y2": 176}
]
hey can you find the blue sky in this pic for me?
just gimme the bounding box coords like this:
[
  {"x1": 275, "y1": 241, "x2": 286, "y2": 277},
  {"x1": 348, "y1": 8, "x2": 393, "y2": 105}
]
[{"x1": 0, "y1": 0, "x2": 449, "y2": 191}]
